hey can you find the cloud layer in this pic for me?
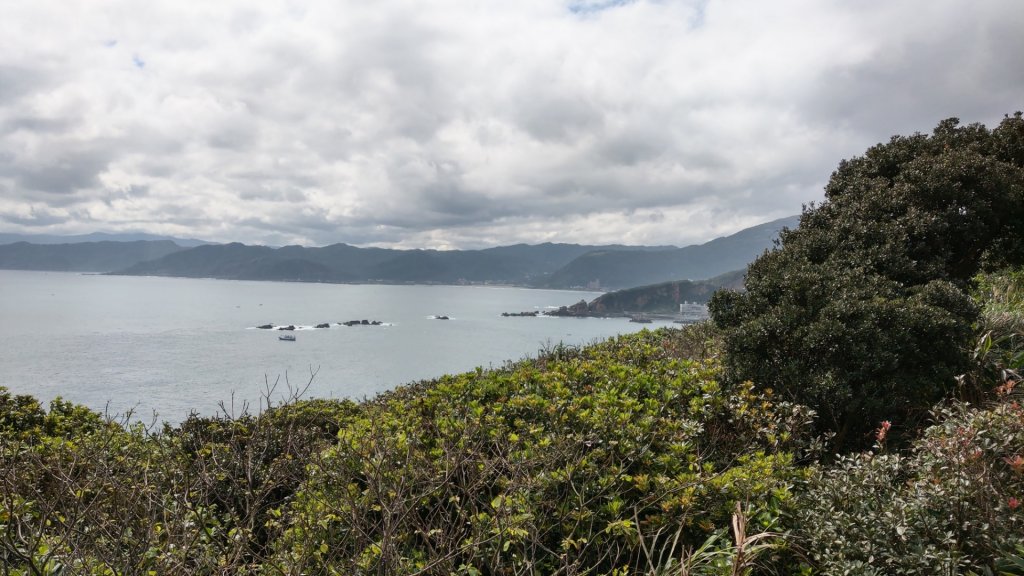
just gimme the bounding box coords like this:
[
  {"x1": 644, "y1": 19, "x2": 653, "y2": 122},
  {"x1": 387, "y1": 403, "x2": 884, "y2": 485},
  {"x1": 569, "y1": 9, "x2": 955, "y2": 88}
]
[{"x1": 1, "y1": 0, "x2": 1022, "y2": 248}]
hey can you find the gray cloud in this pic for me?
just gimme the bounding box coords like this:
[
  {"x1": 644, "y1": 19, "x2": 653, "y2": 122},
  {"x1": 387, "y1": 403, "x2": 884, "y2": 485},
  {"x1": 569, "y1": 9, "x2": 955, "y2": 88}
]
[
  {"x1": 2, "y1": 115, "x2": 76, "y2": 134},
  {"x1": 8, "y1": 145, "x2": 111, "y2": 194},
  {"x1": 0, "y1": 0, "x2": 1021, "y2": 248},
  {"x1": 1, "y1": 207, "x2": 70, "y2": 227},
  {"x1": 0, "y1": 66, "x2": 48, "y2": 103}
]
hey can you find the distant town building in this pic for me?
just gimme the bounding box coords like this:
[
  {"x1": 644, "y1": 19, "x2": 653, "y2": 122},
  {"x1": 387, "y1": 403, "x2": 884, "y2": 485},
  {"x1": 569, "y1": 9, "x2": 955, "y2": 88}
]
[{"x1": 679, "y1": 301, "x2": 708, "y2": 321}]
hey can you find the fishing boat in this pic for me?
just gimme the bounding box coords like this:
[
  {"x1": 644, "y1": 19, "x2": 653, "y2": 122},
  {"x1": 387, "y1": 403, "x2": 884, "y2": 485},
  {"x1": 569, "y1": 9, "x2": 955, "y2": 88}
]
[{"x1": 279, "y1": 334, "x2": 296, "y2": 341}]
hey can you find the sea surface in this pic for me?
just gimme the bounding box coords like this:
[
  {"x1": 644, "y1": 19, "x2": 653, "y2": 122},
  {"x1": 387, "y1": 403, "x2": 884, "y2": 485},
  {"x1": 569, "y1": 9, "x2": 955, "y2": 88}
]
[{"x1": 0, "y1": 270, "x2": 678, "y2": 424}]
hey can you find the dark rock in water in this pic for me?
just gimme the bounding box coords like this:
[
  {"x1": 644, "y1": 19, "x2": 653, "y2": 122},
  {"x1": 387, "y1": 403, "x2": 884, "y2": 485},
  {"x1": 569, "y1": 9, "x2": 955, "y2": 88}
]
[
  {"x1": 434, "y1": 315, "x2": 450, "y2": 320},
  {"x1": 502, "y1": 311, "x2": 538, "y2": 317},
  {"x1": 277, "y1": 325, "x2": 296, "y2": 331},
  {"x1": 343, "y1": 319, "x2": 384, "y2": 326},
  {"x1": 545, "y1": 300, "x2": 590, "y2": 317},
  {"x1": 315, "y1": 323, "x2": 330, "y2": 329},
  {"x1": 256, "y1": 324, "x2": 274, "y2": 329},
  {"x1": 371, "y1": 320, "x2": 382, "y2": 325},
  {"x1": 361, "y1": 319, "x2": 369, "y2": 325}
]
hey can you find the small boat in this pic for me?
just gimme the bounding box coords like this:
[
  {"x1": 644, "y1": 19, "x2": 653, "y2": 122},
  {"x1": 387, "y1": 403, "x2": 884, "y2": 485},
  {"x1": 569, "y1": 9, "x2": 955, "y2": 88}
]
[{"x1": 279, "y1": 334, "x2": 296, "y2": 341}]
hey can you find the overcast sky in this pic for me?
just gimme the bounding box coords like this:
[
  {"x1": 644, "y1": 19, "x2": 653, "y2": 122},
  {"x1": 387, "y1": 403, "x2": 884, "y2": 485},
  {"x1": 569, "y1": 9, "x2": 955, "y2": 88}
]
[{"x1": 1, "y1": 1, "x2": 1021, "y2": 248}]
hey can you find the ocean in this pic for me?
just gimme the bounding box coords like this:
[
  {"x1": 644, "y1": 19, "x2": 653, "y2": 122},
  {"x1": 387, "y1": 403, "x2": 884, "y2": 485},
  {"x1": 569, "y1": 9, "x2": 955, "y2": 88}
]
[{"x1": 0, "y1": 270, "x2": 676, "y2": 424}]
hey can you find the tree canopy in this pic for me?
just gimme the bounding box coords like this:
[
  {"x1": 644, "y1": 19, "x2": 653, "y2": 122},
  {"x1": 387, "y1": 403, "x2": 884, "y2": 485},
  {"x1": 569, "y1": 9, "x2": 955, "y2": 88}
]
[{"x1": 710, "y1": 113, "x2": 1024, "y2": 448}]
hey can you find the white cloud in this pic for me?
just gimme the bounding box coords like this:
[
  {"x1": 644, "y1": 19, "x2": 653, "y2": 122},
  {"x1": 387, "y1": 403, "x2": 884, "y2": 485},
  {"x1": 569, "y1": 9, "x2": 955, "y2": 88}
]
[{"x1": 0, "y1": 0, "x2": 1021, "y2": 248}]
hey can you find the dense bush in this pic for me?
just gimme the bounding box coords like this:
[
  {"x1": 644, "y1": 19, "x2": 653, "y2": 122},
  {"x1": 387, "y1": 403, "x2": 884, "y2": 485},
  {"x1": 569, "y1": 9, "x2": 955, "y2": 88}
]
[
  {"x1": 272, "y1": 329, "x2": 812, "y2": 574},
  {"x1": 796, "y1": 397, "x2": 1024, "y2": 574},
  {"x1": 0, "y1": 388, "x2": 107, "y2": 442},
  {"x1": 0, "y1": 385, "x2": 358, "y2": 574},
  {"x1": 710, "y1": 113, "x2": 1024, "y2": 449}
]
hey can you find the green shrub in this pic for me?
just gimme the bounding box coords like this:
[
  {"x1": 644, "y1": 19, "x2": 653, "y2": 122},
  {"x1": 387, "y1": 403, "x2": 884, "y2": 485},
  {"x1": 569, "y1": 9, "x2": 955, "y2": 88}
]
[
  {"x1": 797, "y1": 398, "x2": 1024, "y2": 574},
  {"x1": 0, "y1": 390, "x2": 357, "y2": 573},
  {"x1": 272, "y1": 328, "x2": 813, "y2": 574},
  {"x1": 961, "y1": 270, "x2": 1024, "y2": 402}
]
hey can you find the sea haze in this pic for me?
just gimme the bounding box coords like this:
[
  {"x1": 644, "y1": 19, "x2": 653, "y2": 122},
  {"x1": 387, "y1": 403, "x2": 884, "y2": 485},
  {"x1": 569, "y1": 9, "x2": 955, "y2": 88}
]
[{"x1": 0, "y1": 270, "x2": 676, "y2": 423}]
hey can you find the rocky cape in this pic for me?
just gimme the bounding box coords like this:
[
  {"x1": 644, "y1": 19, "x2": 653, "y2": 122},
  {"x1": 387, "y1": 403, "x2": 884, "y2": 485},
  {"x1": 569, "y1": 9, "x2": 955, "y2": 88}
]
[{"x1": 540, "y1": 270, "x2": 745, "y2": 319}]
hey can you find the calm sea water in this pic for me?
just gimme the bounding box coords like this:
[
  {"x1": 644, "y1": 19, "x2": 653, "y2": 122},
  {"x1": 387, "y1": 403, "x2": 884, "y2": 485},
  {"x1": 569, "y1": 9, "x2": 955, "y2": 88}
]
[{"x1": 0, "y1": 270, "x2": 676, "y2": 423}]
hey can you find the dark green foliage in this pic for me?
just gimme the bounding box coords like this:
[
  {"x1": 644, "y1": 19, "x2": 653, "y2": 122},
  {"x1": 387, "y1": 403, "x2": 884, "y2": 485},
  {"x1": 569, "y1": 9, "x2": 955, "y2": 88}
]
[{"x1": 711, "y1": 113, "x2": 1024, "y2": 449}]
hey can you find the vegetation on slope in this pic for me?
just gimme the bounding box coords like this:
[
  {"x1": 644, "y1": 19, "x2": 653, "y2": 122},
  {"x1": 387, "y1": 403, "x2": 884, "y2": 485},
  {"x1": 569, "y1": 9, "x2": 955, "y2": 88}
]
[
  {"x1": 587, "y1": 270, "x2": 745, "y2": 315},
  {"x1": 796, "y1": 397, "x2": 1024, "y2": 574}
]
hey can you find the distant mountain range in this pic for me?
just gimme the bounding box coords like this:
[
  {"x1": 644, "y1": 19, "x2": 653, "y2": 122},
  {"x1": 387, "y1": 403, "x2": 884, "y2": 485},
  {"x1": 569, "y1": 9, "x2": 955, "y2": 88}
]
[
  {"x1": 0, "y1": 240, "x2": 186, "y2": 273},
  {"x1": 0, "y1": 215, "x2": 798, "y2": 288},
  {"x1": 0, "y1": 232, "x2": 209, "y2": 247},
  {"x1": 111, "y1": 241, "x2": 675, "y2": 286}
]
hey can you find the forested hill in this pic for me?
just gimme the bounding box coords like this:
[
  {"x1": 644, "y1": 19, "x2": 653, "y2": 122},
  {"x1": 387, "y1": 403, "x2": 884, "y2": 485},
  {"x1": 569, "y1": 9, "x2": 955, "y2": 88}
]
[
  {"x1": 589, "y1": 269, "x2": 745, "y2": 313},
  {"x1": 543, "y1": 215, "x2": 799, "y2": 289}
]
